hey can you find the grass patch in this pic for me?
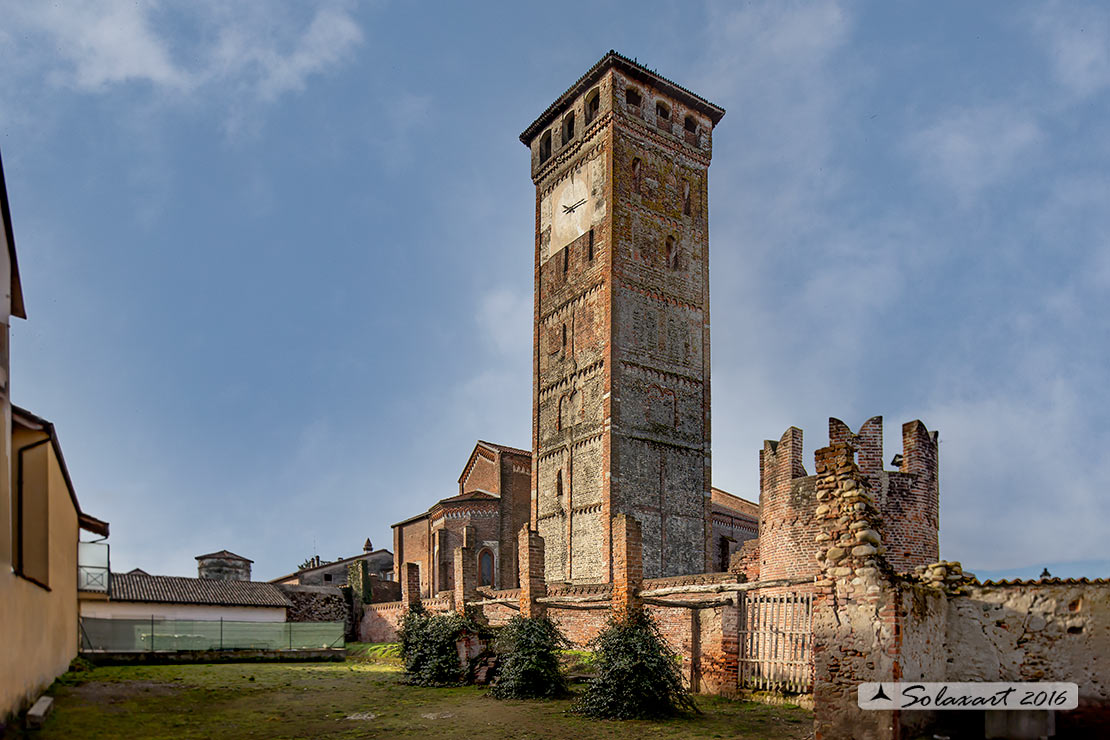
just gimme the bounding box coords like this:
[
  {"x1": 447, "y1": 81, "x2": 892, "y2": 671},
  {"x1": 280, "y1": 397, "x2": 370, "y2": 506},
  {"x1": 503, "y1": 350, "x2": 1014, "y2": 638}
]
[
  {"x1": 20, "y1": 660, "x2": 813, "y2": 739},
  {"x1": 346, "y1": 642, "x2": 402, "y2": 663}
]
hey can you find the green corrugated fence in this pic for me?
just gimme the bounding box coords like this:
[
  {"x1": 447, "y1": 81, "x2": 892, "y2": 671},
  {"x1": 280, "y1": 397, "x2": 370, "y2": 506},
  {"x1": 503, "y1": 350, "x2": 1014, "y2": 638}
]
[{"x1": 79, "y1": 617, "x2": 344, "y2": 652}]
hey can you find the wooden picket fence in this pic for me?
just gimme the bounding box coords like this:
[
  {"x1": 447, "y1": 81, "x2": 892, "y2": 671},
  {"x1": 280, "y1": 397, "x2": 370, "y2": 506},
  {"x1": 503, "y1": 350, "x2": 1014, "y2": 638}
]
[{"x1": 738, "y1": 591, "x2": 813, "y2": 693}]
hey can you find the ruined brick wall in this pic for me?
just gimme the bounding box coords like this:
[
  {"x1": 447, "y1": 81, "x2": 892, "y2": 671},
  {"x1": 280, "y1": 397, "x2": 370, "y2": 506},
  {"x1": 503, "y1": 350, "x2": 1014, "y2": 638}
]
[
  {"x1": 828, "y1": 417, "x2": 939, "y2": 573},
  {"x1": 527, "y1": 55, "x2": 721, "y2": 585},
  {"x1": 277, "y1": 584, "x2": 349, "y2": 623},
  {"x1": 811, "y1": 442, "x2": 903, "y2": 740}
]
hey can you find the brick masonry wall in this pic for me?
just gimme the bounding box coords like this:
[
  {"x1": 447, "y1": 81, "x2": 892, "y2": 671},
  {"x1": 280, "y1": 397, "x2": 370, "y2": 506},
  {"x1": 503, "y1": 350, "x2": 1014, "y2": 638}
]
[
  {"x1": 530, "y1": 60, "x2": 718, "y2": 585},
  {"x1": 758, "y1": 427, "x2": 822, "y2": 580},
  {"x1": 498, "y1": 453, "x2": 532, "y2": 589},
  {"x1": 429, "y1": 502, "x2": 499, "y2": 593}
]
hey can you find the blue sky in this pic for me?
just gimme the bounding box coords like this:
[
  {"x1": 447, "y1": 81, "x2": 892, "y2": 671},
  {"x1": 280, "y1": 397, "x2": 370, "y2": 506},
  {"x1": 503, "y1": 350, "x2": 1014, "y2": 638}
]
[{"x1": 1, "y1": 1, "x2": 1107, "y2": 581}]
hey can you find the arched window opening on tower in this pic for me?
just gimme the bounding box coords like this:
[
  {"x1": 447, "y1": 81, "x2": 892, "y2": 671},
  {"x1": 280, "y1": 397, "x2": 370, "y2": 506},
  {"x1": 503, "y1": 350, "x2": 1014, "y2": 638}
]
[
  {"x1": 561, "y1": 323, "x2": 567, "y2": 354},
  {"x1": 626, "y1": 87, "x2": 642, "y2": 107},
  {"x1": 656, "y1": 101, "x2": 670, "y2": 126},
  {"x1": 588, "y1": 228, "x2": 595, "y2": 261},
  {"x1": 684, "y1": 114, "x2": 697, "y2": 134},
  {"x1": 682, "y1": 180, "x2": 691, "y2": 216},
  {"x1": 539, "y1": 130, "x2": 552, "y2": 163},
  {"x1": 666, "y1": 236, "x2": 679, "y2": 270},
  {"x1": 478, "y1": 549, "x2": 494, "y2": 587},
  {"x1": 585, "y1": 88, "x2": 600, "y2": 124},
  {"x1": 562, "y1": 112, "x2": 575, "y2": 144},
  {"x1": 556, "y1": 469, "x2": 564, "y2": 498},
  {"x1": 632, "y1": 157, "x2": 641, "y2": 193},
  {"x1": 562, "y1": 246, "x2": 569, "y2": 274}
]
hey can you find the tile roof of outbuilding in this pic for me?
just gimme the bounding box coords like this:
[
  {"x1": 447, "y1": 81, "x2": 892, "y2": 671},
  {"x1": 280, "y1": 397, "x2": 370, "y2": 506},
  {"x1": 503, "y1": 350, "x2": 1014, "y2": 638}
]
[{"x1": 110, "y1": 573, "x2": 292, "y2": 607}]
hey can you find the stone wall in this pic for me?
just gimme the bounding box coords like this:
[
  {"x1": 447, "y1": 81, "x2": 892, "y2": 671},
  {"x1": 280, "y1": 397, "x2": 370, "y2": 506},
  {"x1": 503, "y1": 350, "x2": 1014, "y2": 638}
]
[
  {"x1": 808, "y1": 438, "x2": 1110, "y2": 739},
  {"x1": 277, "y1": 584, "x2": 348, "y2": 623}
]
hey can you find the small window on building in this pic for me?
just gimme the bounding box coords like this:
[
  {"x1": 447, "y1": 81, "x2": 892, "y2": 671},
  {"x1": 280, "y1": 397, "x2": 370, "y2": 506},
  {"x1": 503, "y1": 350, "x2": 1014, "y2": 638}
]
[
  {"x1": 324, "y1": 573, "x2": 332, "y2": 582},
  {"x1": 684, "y1": 114, "x2": 697, "y2": 134},
  {"x1": 626, "y1": 87, "x2": 642, "y2": 107},
  {"x1": 556, "y1": 469, "x2": 564, "y2": 497},
  {"x1": 682, "y1": 180, "x2": 691, "y2": 216},
  {"x1": 479, "y1": 549, "x2": 494, "y2": 587},
  {"x1": 561, "y1": 323, "x2": 567, "y2": 354},
  {"x1": 632, "y1": 157, "x2": 641, "y2": 193},
  {"x1": 585, "y1": 88, "x2": 600, "y2": 124},
  {"x1": 665, "y1": 236, "x2": 679, "y2": 270},
  {"x1": 562, "y1": 112, "x2": 575, "y2": 144},
  {"x1": 562, "y1": 246, "x2": 569, "y2": 274},
  {"x1": 656, "y1": 101, "x2": 670, "y2": 122},
  {"x1": 539, "y1": 131, "x2": 552, "y2": 163},
  {"x1": 588, "y1": 229, "x2": 595, "y2": 261}
]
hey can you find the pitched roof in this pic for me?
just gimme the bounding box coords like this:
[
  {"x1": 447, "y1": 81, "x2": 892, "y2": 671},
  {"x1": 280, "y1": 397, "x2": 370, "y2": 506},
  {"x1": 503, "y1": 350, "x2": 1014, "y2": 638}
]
[
  {"x1": 195, "y1": 549, "x2": 253, "y2": 563},
  {"x1": 12, "y1": 405, "x2": 106, "y2": 534},
  {"x1": 110, "y1": 572, "x2": 292, "y2": 607},
  {"x1": 268, "y1": 549, "x2": 394, "y2": 584},
  {"x1": 520, "y1": 50, "x2": 726, "y2": 145},
  {"x1": 476, "y1": 440, "x2": 531, "y2": 458},
  {"x1": 437, "y1": 490, "x2": 498, "y2": 505}
]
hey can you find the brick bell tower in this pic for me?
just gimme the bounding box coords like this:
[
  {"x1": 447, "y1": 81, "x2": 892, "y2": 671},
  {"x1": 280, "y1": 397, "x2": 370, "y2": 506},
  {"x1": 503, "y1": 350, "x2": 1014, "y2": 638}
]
[{"x1": 520, "y1": 52, "x2": 724, "y2": 583}]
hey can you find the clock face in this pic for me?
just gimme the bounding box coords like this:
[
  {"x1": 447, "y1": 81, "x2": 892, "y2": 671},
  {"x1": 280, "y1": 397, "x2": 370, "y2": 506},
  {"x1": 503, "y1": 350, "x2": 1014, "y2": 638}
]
[
  {"x1": 552, "y1": 176, "x2": 590, "y2": 251},
  {"x1": 540, "y1": 155, "x2": 605, "y2": 265}
]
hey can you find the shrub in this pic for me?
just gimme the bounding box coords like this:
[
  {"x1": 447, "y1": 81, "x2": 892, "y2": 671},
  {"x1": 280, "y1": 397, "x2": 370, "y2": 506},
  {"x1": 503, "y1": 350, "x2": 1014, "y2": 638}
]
[
  {"x1": 398, "y1": 606, "x2": 475, "y2": 686},
  {"x1": 490, "y1": 615, "x2": 569, "y2": 700},
  {"x1": 573, "y1": 608, "x2": 697, "y2": 719}
]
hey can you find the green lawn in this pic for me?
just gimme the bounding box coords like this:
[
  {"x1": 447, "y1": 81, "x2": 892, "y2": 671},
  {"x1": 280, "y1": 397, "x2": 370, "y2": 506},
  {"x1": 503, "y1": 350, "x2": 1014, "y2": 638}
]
[{"x1": 19, "y1": 652, "x2": 813, "y2": 739}]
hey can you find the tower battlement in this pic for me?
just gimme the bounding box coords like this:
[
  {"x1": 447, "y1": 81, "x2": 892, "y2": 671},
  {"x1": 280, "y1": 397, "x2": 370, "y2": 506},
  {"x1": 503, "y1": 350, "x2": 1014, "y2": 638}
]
[{"x1": 757, "y1": 416, "x2": 940, "y2": 580}]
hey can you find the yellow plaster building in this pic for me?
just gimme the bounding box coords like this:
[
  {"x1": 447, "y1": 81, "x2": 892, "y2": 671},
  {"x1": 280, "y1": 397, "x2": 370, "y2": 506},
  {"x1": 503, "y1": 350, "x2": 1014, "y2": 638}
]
[{"x1": 0, "y1": 148, "x2": 109, "y2": 723}]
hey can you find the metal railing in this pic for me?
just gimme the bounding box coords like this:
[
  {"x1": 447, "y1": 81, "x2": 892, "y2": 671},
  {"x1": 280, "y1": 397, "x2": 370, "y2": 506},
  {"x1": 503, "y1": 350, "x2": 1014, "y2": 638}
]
[
  {"x1": 79, "y1": 617, "x2": 344, "y2": 653},
  {"x1": 77, "y1": 542, "x2": 109, "y2": 593}
]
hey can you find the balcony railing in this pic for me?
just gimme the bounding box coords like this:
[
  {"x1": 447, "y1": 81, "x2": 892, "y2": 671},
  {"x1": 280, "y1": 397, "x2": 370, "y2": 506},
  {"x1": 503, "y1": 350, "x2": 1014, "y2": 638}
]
[{"x1": 78, "y1": 541, "x2": 109, "y2": 593}]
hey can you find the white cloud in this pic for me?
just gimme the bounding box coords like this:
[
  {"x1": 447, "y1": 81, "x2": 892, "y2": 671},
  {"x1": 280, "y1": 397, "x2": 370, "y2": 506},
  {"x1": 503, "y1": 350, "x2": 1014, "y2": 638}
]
[
  {"x1": 11, "y1": 1, "x2": 190, "y2": 92},
  {"x1": 1027, "y1": 2, "x2": 1110, "y2": 99},
  {"x1": 907, "y1": 105, "x2": 1042, "y2": 205},
  {"x1": 210, "y1": 6, "x2": 364, "y2": 102},
  {"x1": 5, "y1": 1, "x2": 363, "y2": 103}
]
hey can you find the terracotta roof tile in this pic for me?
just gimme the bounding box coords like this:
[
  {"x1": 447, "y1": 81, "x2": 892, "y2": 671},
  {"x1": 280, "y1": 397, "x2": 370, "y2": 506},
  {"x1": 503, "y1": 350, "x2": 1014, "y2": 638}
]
[
  {"x1": 477, "y1": 440, "x2": 531, "y2": 458},
  {"x1": 979, "y1": 577, "x2": 1110, "y2": 586},
  {"x1": 110, "y1": 573, "x2": 291, "y2": 607}
]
